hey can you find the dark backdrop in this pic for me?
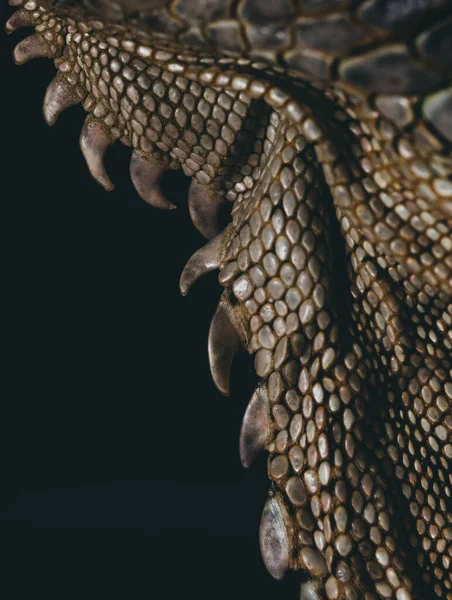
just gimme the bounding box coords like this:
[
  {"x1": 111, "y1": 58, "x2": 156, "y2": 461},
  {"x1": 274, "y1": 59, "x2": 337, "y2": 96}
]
[{"x1": 1, "y1": 5, "x2": 300, "y2": 598}]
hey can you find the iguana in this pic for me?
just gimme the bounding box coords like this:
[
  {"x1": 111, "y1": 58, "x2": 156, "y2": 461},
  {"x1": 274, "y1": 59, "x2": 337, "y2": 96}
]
[{"x1": 5, "y1": 1, "x2": 452, "y2": 598}]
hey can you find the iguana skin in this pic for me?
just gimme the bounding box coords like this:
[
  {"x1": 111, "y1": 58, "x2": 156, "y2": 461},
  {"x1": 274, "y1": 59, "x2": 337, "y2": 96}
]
[{"x1": 5, "y1": 1, "x2": 452, "y2": 599}]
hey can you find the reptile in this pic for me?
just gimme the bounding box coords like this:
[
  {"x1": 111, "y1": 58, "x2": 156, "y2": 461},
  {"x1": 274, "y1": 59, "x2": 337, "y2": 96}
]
[{"x1": 4, "y1": 0, "x2": 452, "y2": 598}]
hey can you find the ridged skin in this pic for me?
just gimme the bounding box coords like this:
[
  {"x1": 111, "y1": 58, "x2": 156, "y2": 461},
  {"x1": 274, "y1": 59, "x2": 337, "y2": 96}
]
[
  {"x1": 5, "y1": 1, "x2": 452, "y2": 599},
  {"x1": 20, "y1": 0, "x2": 452, "y2": 94}
]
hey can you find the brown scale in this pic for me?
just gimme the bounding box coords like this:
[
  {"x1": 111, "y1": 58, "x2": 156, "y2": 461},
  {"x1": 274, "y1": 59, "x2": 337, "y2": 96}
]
[
  {"x1": 212, "y1": 117, "x2": 419, "y2": 599},
  {"x1": 6, "y1": 1, "x2": 452, "y2": 599},
  {"x1": 323, "y1": 93, "x2": 452, "y2": 294},
  {"x1": 74, "y1": 31, "x2": 275, "y2": 236},
  {"x1": 348, "y1": 248, "x2": 452, "y2": 595}
]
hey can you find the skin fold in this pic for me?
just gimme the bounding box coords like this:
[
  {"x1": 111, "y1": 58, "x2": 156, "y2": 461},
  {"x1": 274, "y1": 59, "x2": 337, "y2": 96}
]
[{"x1": 4, "y1": 1, "x2": 452, "y2": 598}]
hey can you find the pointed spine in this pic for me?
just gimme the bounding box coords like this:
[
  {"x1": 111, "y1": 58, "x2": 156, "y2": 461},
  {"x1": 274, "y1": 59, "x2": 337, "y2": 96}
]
[
  {"x1": 179, "y1": 232, "x2": 224, "y2": 296},
  {"x1": 43, "y1": 74, "x2": 80, "y2": 126},
  {"x1": 6, "y1": 9, "x2": 35, "y2": 33},
  {"x1": 259, "y1": 496, "x2": 292, "y2": 581},
  {"x1": 13, "y1": 34, "x2": 53, "y2": 64},
  {"x1": 239, "y1": 386, "x2": 271, "y2": 468},
  {"x1": 208, "y1": 297, "x2": 246, "y2": 396},
  {"x1": 188, "y1": 180, "x2": 224, "y2": 240},
  {"x1": 79, "y1": 118, "x2": 114, "y2": 191},
  {"x1": 130, "y1": 151, "x2": 176, "y2": 210}
]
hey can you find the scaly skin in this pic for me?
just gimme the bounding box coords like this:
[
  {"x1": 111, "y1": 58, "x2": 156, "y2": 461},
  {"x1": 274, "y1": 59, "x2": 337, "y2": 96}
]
[{"x1": 5, "y1": 1, "x2": 452, "y2": 599}]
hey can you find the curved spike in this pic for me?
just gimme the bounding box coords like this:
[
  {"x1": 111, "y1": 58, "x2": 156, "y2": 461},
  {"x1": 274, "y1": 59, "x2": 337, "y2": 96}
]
[
  {"x1": 188, "y1": 180, "x2": 224, "y2": 240},
  {"x1": 43, "y1": 74, "x2": 79, "y2": 126},
  {"x1": 179, "y1": 232, "x2": 224, "y2": 296},
  {"x1": 239, "y1": 386, "x2": 271, "y2": 468},
  {"x1": 6, "y1": 10, "x2": 34, "y2": 33},
  {"x1": 129, "y1": 151, "x2": 175, "y2": 210},
  {"x1": 300, "y1": 582, "x2": 322, "y2": 600},
  {"x1": 259, "y1": 496, "x2": 292, "y2": 581},
  {"x1": 208, "y1": 298, "x2": 244, "y2": 396},
  {"x1": 13, "y1": 34, "x2": 53, "y2": 64},
  {"x1": 80, "y1": 118, "x2": 114, "y2": 191}
]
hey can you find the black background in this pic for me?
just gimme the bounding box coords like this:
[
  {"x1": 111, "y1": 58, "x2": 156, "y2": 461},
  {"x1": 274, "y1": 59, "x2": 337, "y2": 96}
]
[{"x1": 1, "y1": 4, "x2": 301, "y2": 598}]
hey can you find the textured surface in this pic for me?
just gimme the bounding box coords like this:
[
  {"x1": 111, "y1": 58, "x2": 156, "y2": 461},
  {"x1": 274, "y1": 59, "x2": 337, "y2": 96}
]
[{"x1": 5, "y1": 1, "x2": 452, "y2": 599}]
